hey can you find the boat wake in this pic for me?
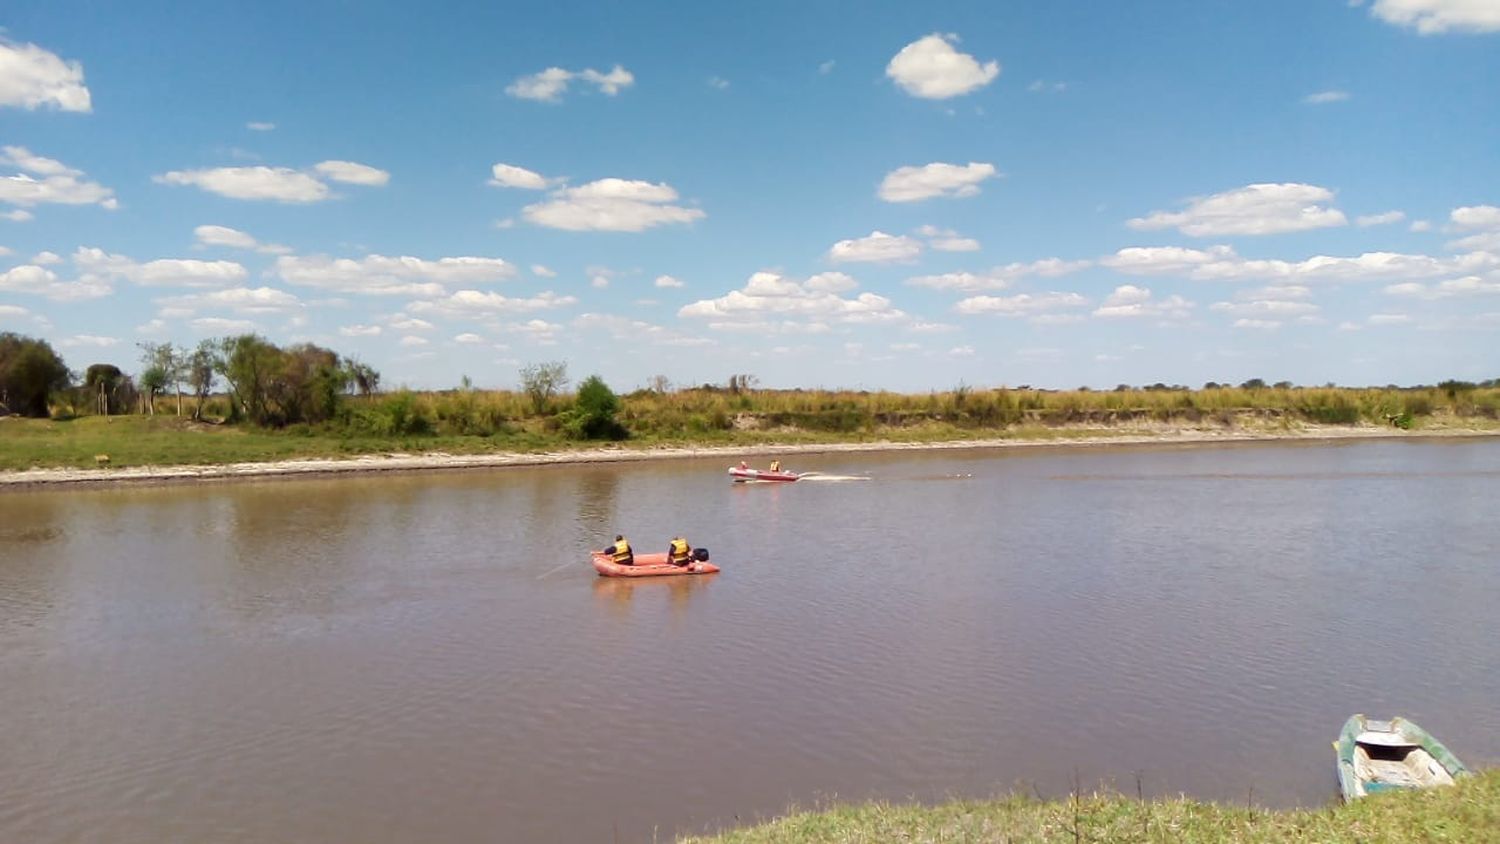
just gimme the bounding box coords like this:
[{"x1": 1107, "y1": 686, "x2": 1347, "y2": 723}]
[{"x1": 795, "y1": 472, "x2": 872, "y2": 482}]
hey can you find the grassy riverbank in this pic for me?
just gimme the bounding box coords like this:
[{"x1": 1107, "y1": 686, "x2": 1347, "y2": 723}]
[
  {"x1": 3, "y1": 384, "x2": 1498, "y2": 472},
  {"x1": 682, "y1": 768, "x2": 1499, "y2": 843}
]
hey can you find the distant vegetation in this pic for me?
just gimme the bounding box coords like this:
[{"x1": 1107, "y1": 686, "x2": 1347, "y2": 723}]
[{"x1": 2, "y1": 329, "x2": 1498, "y2": 470}]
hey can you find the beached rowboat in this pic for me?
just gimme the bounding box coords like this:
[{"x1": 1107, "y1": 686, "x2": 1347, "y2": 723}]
[
  {"x1": 728, "y1": 466, "x2": 800, "y2": 482},
  {"x1": 1334, "y1": 714, "x2": 1469, "y2": 801},
  {"x1": 591, "y1": 551, "x2": 720, "y2": 578}
]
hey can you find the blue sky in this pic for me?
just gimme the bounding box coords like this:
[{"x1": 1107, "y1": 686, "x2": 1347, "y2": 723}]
[{"x1": 3, "y1": 0, "x2": 1499, "y2": 391}]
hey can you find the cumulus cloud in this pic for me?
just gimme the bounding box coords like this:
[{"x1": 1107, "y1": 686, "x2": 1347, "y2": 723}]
[
  {"x1": 273, "y1": 253, "x2": 517, "y2": 296},
  {"x1": 906, "y1": 259, "x2": 1089, "y2": 292},
  {"x1": 1209, "y1": 299, "x2": 1320, "y2": 318},
  {"x1": 71, "y1": 246, "x2": 247, "y2": 290},
  {"x1": 506, "y1": 65, "x2": 635, "y2": 101},
  {"x1": 1233, "y1": 319, "x2": 1283, "y2": 330},
  {"x1": 406, "y1": 291, "x2": 577, "y2": 321},
  {"x1": 1384, "y1": 276, "x2": 1500, "y2": 299},
  {"x1": 58, "y1": 334, "x2": 118, "y2": 347},
  {"x1": 246, "y1": 121, "x2": 275, "y2": 131},
  {"x1": 490, "y1": 163, "x2": 551, "y2": 190},
  {"x1": 0, "y1": 39, "x2": 91, "y2": 111},
  {"x1": 573, "y1": 313, "x2": 711, "y2": 347},
  {"x1": 1367, "y1": 0, "x2": 1500, "y2": 33},
  {"x1": 155, "y1": 160, "x2": 387, "y2": 202},
  {"x1": 1102, "y1": 244, "x2": 1496, "y2": 283},
  {"x1": 31, "y1": 250, "x2": 61, "y2": 265},
  {"x1": 880, "y1": 162, "x2": 998, "y2": 202},
  {"x1": 916, "y1": 225, "x2": 982, "y2": 251},
  {"x1": 1303, "y1": 90, "x2": 1350, "y2": 104},
  {"x1": 454, "y1": 333, "x2": 485, "y2": 344},
  {"x1": 886, "y1": 34, "x2": 1000, "y2": 99},
  {"x1": 313, "y1": 160, "x2": 390, "y2": 186},
  {"x1": 1127, "y1": 183, "x2": 1348, "y2": 236},
  {"x1": 156, "y1": 286, "x2": 302, "y2": 315},
  {"x1": 191, "y1": 317, "x2": 256, "y2": 333},
  {"x1": 522, "y1": 178, "x2": 704, "y2": 232},
  {"x1": 1356, "y1": 210, "x2": 1406, "y2": 227},
  {"x1": 1092, "y1": 285, "x2": 1195, "y2": 319},
  {"x1": 679, "y1": 270, "x2": 906, "y2": 327},
  {"x1": 654, "y1": 274, "x2": 684, "y2": 288},
  {"x1": 1368, "y1": 313, "x2": 1413, "y2": 325},
  {"x1": 340, "y1": 324, "x2": 382, "y2": 337},
  {"x1": 3, "y1": 209, "x2": 34, "y2": 222},
  {"x1": 1447, "y1": 205, "x2": 1500, "y2": 251},
  {"x1": 194, "y1": 224, "x2": 290, "y2": 254},
  {"x1": 1, "y1": 146, "x2": 116, "y2": 209},
  {"x1": 0, "y1": 264, "x2": 106, "y2": 300},
  {"x1": 531, "y1": 264, "x2": 557, "y2": 278},
  {"x1": 828, "y1": 230, "x2": 922, "y2": 263},
  {"x1": 953, "y1": 291, "x2": 1090, "y2": 318}
]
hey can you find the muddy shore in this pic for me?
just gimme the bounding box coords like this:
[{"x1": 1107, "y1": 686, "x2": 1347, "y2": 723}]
[{"x1": 3, "y1": 425, "x2": 1496, "y2": 490}]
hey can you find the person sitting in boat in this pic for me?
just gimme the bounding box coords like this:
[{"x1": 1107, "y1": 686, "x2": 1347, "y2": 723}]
[
  {"x1": 738, "y1": 460, "x2": 749, "y2": 470},
  {"x1": 667, "y1": 536, "x2": 692, "y2": 567},
  {"x1": 769, "y1": 459, "x2": 782, "y2": 472},
  {"x1": 606, "y1": 534, "x2": 633, "y2": 566}
]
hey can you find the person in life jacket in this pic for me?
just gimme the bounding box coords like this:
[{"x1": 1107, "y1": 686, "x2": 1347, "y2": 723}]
[
  {"x1": 667, "y1": 536, "x2": 692, "y2": 567},
  {"x1": 738, "y1": 460, "x2": 749, "y2": 470},
  {"x1": 606, "y1": 534, "x2": 633, "y2": 566},
  {"x1": 768, "y1": 459, "x2": 782, "y2": 472}
]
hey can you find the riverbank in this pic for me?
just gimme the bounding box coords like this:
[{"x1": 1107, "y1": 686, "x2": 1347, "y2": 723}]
[
  {"x1": 682, "y1": 768, "x2": 1499, "y2": 843},
  {"x1": 2, "y1": 417, "x2": 1498, "y2": 489}
]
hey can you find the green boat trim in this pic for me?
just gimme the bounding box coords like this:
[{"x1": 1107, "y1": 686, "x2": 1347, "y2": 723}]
[{"x1": 1335, "y1": 714, "x2": 1470, "y2": 802}]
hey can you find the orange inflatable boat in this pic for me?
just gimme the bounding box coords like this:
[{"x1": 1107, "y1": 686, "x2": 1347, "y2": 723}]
[{"x1": 591, "y1": 551, "x2": 720, "y2": 578}]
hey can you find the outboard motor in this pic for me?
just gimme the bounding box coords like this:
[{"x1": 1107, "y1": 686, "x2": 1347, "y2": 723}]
[{"x1": 693, "y1": 547, "x2": 710, "y2": 562}]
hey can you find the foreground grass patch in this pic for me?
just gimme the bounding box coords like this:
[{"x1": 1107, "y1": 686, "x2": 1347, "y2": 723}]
[{"x1": 683, "y1": 769, "x2": 1500, "y2": 843}]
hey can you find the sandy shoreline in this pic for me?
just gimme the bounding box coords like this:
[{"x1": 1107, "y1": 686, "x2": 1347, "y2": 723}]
[{"x1": 3, "y1": 425, "x2": 1497, "y2": 490}]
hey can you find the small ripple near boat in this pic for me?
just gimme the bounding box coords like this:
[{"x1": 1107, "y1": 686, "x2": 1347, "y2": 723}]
[
  {"x1": 1335, "y1": 714, "x2": 1470, "y2": 801},
  {"x1": 591, "y1": 551, "x2": 720, "y2": 578},
  {"x1": 728, "y1": 466, "x2": 800, "y2": 482}
]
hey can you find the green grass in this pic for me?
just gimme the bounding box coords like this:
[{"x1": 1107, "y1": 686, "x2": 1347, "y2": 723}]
[
  {"x1": 681, "y1": 768, "x2": 1500, "y2": 843},
  {"x1": 5, "y1": 384, "x2": 1499, "y2": 471}
]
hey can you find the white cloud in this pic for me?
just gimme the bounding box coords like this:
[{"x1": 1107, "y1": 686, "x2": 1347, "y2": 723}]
[
  {"x1": 908, "y1": 320, "x2": 958, "y2": 333},
  {"x1": 1092, "y1": 285, "x2": 1195, "y2": 319},
  {"x1": 879, "y1": 162, "x2": 998, "y2": 202},
  {"x1": 190, "y1": 316, "x2": 256, "y2": 333},
  {"x1": 72, "y1": 247, "x2": 247, "y2": 289},
  {"x1": 314, "y1": 160, "x2": 390, "y2": 186},
  {"x1": 1446, "y1": 204, "x2": 1500, "y2": 251},
  {"x1": 828, "y1": 230, "x2": 922, "y2": 263},
  {"x1": 506, "y1": 65, "x2": 635, "y2": 101},
  {"x1": 1303, "y1": 90, "x2": 1350, "y2": 104},
  {"x1": 906, "y1": 258, "x2": 1089, "y2": 292},
  {"x1": 399, "y1": 335, "x2": 428, "y2": 347},
  {"x1": 407, "y1": 290, "x2": 578, "y2": 319},
  {"x1": 1383, "y1": 276, "x2": 1500, "y2": 298},
  {"x1": 1237, "y1": 284, "x2": 1313, "y2": 300},
  {"x1": 388, "y1": 316, "x2": 434, "y2": 332},
  {"x1": 591, "y1": 274, "x2": 610, "y2": 289},
  {"x1": 1369, "y1": 313, "x2": 1413, "y2": 325},
  {"x1": 573, "y1": 313, "x2": 711, "y2": 347},
  {"x1": 30, "y1": 250, "x2": 61, "y2": 265},
  {"x1": 948, "y1": 345, "x2": 976, "y2": 357},
  {"x1": 680, "y1": 270, "x2": 905, "y2": 326},
  {"x1": 2, "y1": 209, "x2": 34, "y2": 222},
  {"x1": 157, "y1": 286, "x2": 301, "y2": 315},
  {"x1": 1368, "y1": 0, "x2": 1500, "y2": 33},
  {"x1": 531, "y1": 264, "x2": 557, "y2": 278},
  {"x1": 1102, "y1": 243, "x2": 1497, "y2": 283},
  {"x1": 1356, "y1": 210, "x2": 1406, "y2": 227},
  {"x1": 156, "y1": 166, "x2": 330, "y2": 202},
  {"x1": 654, "y1": 274, "x2": 684, "y2": 288},
  {"x1": 1209, "y1": 299, "x2": 1319, "y2": 317},
  {"x1": 1, "y1": 146, "x2": 116, "y2": 209},
  {"x1": 1410, "y1": 219, "x2": 1433, "y2": 232},
  {"x1": 707, "y1": 76, "x2": 730, "y2": 90},
  {"x1": 246, "y1": 121, "x2": 275, "y2": 131},
  {"x1": 1233, "y1": 319, "x2": 1283, "y2": 330},
  {"x1": 886, "y1": 34, "x2": 1000, "y2": 99},
  {"x1": 819, "y1": 60, "x2": 836, "y2": 75},
  {"x1": 340, "y1": 324, "x2": 382, "y2": 337},
  {"x1": 454, "y1": 332, "x2": 485, "y2": 344},
  {"x1": 490, "y1": 163, "x2": 550, "y2": 190},
  {"x1": 273, "y1": 253, "x2": 517, "y2": 296},
  {"x1": 954, "y1": 291, "x2": 1090, "y2": 318},
  {"x1": 134, "y1": 318, "x2": 167, "y2": 334},
  {"x1": 916, "y1": 225, "x2": 983, "y2": 252},
  {"x1": 1127, "y1": 183, "x2": 1348, "y2": 236},
  {"x1": 522, "y1": 178, "x2": 704, "y2": 231},
  {"x1": 193, "y1": 224, "x2": 290, "y2": 254},
  {"x1": 59, "y1": 334, "x2": 118, "y2": 348},
  {"x1": 1028, "y1": 79, "x2": 1068, "y2": 93},
  {"x1": 0, "y1": 39, "x2": 91, "y2": 111}
]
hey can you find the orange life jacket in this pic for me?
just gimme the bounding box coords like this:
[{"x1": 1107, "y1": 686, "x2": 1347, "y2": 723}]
[
  {"x1": 669, "y1": 537, "x2": 691, "y2": 564},
  {"x1": 612, "y1": 539, "x2": 633, "y2": 563}
]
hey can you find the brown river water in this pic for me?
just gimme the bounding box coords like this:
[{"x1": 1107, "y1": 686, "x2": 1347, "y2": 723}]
[{"x1": 2, "y1": 439, "x2": 1498, "y2": 842}]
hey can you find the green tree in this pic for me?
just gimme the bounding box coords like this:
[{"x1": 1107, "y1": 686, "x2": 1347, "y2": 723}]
[
  {"x1": 0, "y1": 333, "x2": 71, "y2": 417},
  {"x1": 520, "y1": 360, "x2": 568, "y2": 415},
  {"x1": 84, "y1": 363, "x2": 126, "y2": 415},
  {"x1": 215, "y1": 334, "x2": 282, "y2": 424},
  {"x1": 186, "y1": 341, "x2": 216, "y2": 420},
  {"x1": 564, "y1": 374, "x2": 626, "y2": 440},
  {"x1": 139, "y1": 365, "x2": 168, "y2": 414}
]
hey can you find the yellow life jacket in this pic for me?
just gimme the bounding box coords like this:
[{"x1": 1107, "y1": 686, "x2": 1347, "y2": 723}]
[
  {"x1": 769, "y1": 460, "x2": 781, "y2": 472},
  {"x1": 669, "y1": 537, "x2": 691, "y2": 564},
  {"x1": 612, "y1": 539, "x2": 632, "y2": 563}
]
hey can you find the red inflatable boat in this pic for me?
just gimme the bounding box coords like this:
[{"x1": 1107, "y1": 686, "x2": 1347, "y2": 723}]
[
  {"x1": 728, "y1": 466, "x2": 800, "y2": 482},
  {"x1": 591, "y1": 551, "x2": 720, "y2": 577}
]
